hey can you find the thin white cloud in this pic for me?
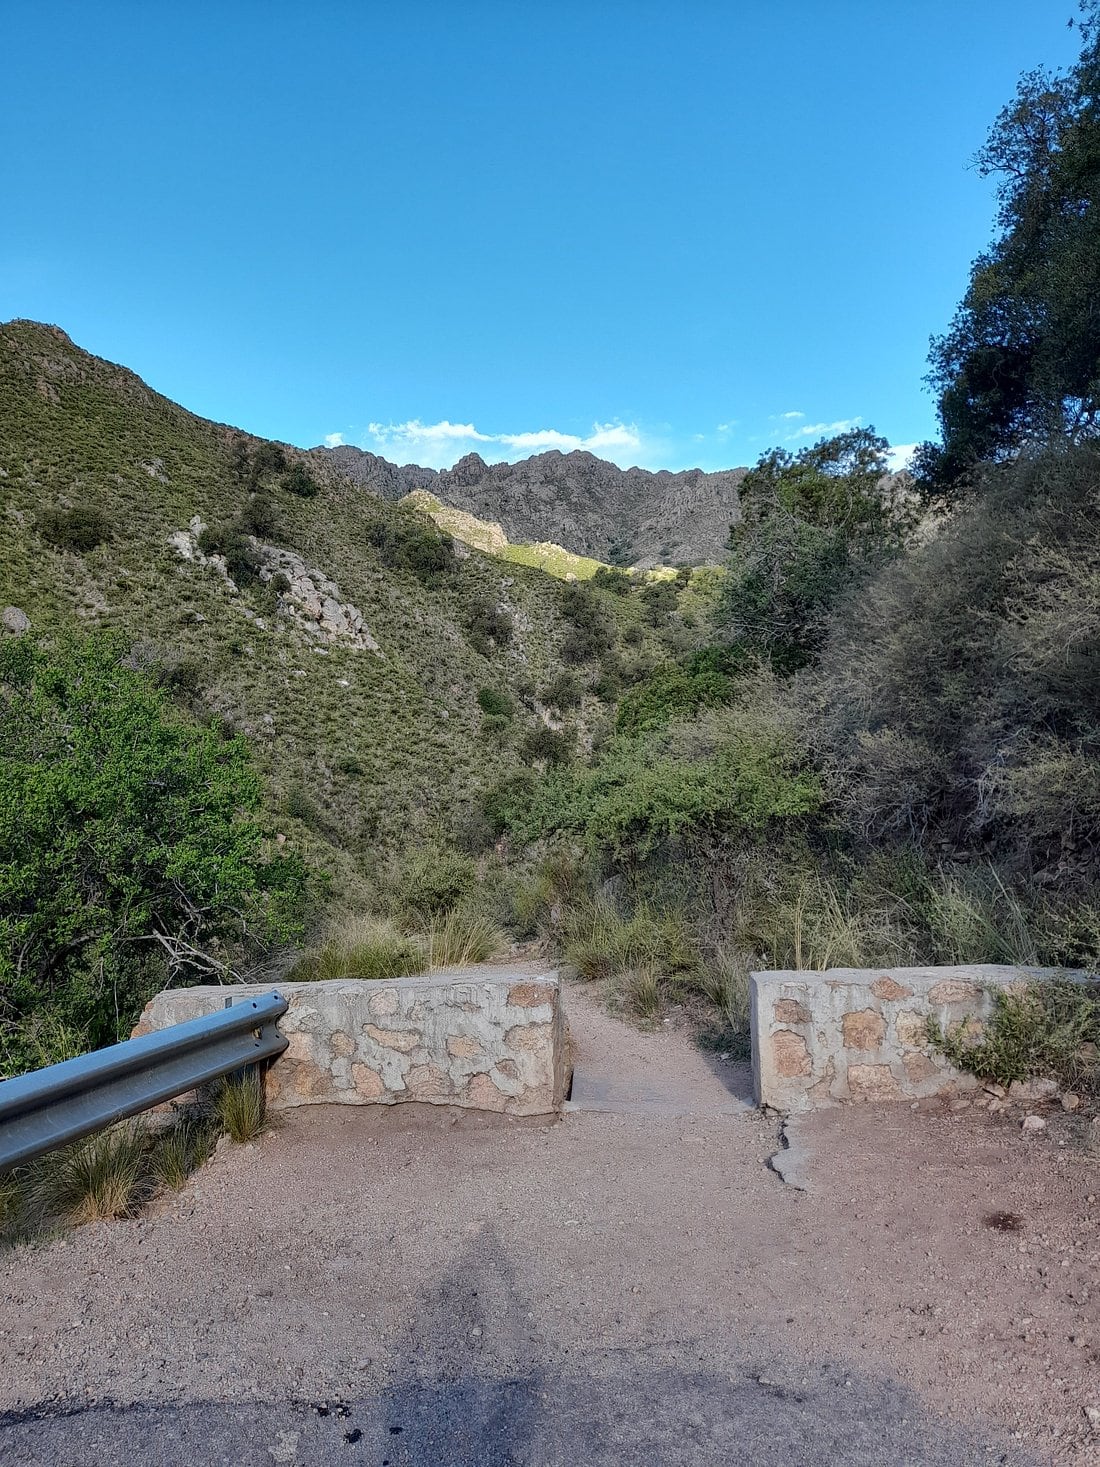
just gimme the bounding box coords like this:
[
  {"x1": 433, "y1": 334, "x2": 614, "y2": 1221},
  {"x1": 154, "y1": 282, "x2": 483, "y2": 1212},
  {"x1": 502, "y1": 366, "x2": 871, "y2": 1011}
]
[
  {"x1": 789, "y1": 416, "x2": 862, "y2": 440},
  {"x1": 497, "y1": 428, "x2": 582, "y2": 452},
  {"x1": 585, "y1": 422, "x2": 641, "y2": 453},
  {"x1": 323, "y1": 431, "x2": 345, "y2": 448},
  {"x1": 887, "y1": 442, "x2": 918, "y2": 472},
  {"x1": 359, "y1": 417, "x2": 643, "y2": 469},
  {"x1": 778, "y1": 410, "x2": 804, "y2": 421},
  {"x1": 367, "y1": 418, "x2": 492, "y2": 446}
]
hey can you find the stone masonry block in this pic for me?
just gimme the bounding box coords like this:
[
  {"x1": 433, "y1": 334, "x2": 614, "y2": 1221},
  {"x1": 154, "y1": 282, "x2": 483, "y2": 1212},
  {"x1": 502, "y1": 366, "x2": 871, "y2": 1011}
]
[
  {"x1": 841, "y1": 1009, "x2": 886, "y2": 1050},
  {"x1": 750, "y1": 965, "x2": 1079, "y2": 1114},
  {"x1": 134, "y1": 969, "x2": 568, "y2": 1117}
]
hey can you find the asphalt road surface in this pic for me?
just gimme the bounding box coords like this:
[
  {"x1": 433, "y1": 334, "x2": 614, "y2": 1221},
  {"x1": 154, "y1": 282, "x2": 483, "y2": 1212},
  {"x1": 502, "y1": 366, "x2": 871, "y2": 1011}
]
[{"x1": 0, "y1": 1363, "x2": 1033, "y2": 1467}]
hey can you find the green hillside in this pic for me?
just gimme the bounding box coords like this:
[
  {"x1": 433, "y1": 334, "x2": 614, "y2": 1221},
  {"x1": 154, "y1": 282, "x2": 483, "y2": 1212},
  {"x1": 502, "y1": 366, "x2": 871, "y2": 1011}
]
[{"x1": 0, "y1": 321, "x2": 702, "y2": 897}]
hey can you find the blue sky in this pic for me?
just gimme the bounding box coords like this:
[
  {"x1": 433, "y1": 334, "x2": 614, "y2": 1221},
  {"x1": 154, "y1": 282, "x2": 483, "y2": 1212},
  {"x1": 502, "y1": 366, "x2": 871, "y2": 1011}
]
[{"x1": 2, "y1": 2, "x2": 1081, "y2": 473}]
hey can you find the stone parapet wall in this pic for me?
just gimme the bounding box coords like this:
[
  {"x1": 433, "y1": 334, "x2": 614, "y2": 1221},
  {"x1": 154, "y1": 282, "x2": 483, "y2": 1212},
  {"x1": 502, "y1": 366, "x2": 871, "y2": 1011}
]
[
  {"x1": 134, "y1": 968, "x2": 568, "y2": 1117},
  {"x1": 750, "y1": 965, "x2": 1062, "y2": 1114}
]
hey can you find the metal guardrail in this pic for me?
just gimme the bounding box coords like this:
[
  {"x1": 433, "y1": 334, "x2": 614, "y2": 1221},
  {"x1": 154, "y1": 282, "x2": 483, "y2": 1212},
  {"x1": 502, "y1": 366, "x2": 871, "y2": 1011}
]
[{"x1": 0, "y1": 991, "x2": 289, "y2": 1173}]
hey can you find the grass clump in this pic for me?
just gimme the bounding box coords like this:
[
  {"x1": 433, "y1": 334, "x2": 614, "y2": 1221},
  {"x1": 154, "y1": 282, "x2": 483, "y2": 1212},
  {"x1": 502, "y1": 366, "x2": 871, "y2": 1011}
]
[
  {"x1": 290, "y1": 914, "x2": 425, "y2": 981},
  {"x1": 423, "y1": 909, "x2": 505, "y2": 969},
  {"x1": 562, "y1": 896, "x2": 698, "y2": 984},
  {"x1": 929, "y1": 979, "x2": 1100, "y2": 1094},
  {"x1": 691, "y1": 949, "x2": 752, "y2": 1038},
  {"x1": 28, "y1": 1123, "x2": 150, "y2": 1225},
  {"x1": 152, "y1": 1115, "x2": 217, "y2": 1189},
  {"x1": 214, "y1": 1072, "x2": 267, "y2": 1143},
  {"x1": 477, "y1": 686, "x2": 514, "y2": 719},
  {"x1": 622, "y1": 961, "x2": 662, "y2": 1022}
]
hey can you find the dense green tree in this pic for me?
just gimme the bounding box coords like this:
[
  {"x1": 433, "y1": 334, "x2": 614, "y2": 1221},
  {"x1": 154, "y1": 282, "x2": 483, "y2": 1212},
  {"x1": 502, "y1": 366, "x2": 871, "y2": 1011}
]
[
  {"x1": 281, "y1": 463, "x2": 319, "y2": 498},
  {"x1": 38, "y1": 505, "x2": 111, "y2": 553},
  {"x1": 249, "y1": 441, "x2": 287, "y2": 485},
  {"x1": 715, "y1": 428, "x2": 906, "y2": 670},
  {"x1": 0, "y1": 636, "x2": 308, "y2": 1063},
  {"x1": 920, "y1": 5, "x2": 1100, "y2": 486}
]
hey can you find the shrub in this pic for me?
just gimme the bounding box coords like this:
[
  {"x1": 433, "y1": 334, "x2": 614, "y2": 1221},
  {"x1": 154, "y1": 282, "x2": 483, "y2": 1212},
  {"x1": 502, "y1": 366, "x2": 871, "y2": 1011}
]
[
  {"x1": 262, "y1": 571, "x2": 291, "y2": 615},
  {"x1": 477, "y1": 687, "x2": 514, "y2": 719},
  {"x1": 229, "y1": 439, "x2": 252, "y2": 484},
  {"x1": 38, "y1": 505, "x2": 110, "y2": 552},
  {"x1": 0, "y1": 635, "x2": 308, "y2": 1056},
  {"x1": 582, "y1": 705, "x2": 823, "y2": 861},
  {"x1": 281, "y1": 464, "x2": 319, "y2": 498},
  {"x1": 367, "y1": 513, "x2": 453, "y2": 583},
  {"x1": 929, "y1": 980, "x2": 1100, "y2": 1094},
  {"x1": 813, "y1": 446, "x2": 1100, "y2": 869},
  {"x1": 197, "y1": 522, "x2": 262, "y2": 586},
  {"x1": 615, "y1": 656, "x2": 738, "y2": 737},
  {"x1": 561, "y1": 623, "x2": 614, "y2": 665},
  {"x1": 542, "y1": 671, "x2": 584, "y2": 711},
  {"x1": 239, "y1": 493, "x2": 280, "y2": 540},
  {"x1": 483, "y1": 770, "x2": 540, "y2": 837},
  {"x1": 521, "y1": 725, "x2": 574, "y2": 767},
  {"x1": 640, "y1": 580, "x2": 679, "y2": 626},
  {"x1": 153, "y1": 655, "x2": 206, "y2": 702},
  {"x1": 716, "y1": 429, "x2": 907, "y2": 671},
  {"x1": 395, "y1": 846, "x2": 478, "y2": 920},
  {"x1": 250, "y1": 442, "x2": 287, "y2": 484},
  {"x1": 466, "y1": 600, "x2": 513, "y2": 655},
  {"x1": 0, "y1": 1009, "x2": 88, "y2": 1078},
  {"x1": 592, "y1": 657, "x2": 624, "y2": 702},
  {"x1": 559, "y1": 582, "x2": 615, "y2": 663},
  {"x1": 592, "y1": 566, "x2": 633, "y2": 595}
]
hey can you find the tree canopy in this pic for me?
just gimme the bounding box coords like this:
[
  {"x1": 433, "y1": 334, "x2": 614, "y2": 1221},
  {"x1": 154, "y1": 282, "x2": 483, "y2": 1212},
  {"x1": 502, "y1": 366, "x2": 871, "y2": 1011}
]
[
  {"x1": 715, "y1": 427, "x2": 909, "y2": 670},
  {"x1": 919, "y1": 4, "x2": 1100, "y2": 486},
  {"x1": 0, "y1": 635, "x2": 308, "y2": 1065}
]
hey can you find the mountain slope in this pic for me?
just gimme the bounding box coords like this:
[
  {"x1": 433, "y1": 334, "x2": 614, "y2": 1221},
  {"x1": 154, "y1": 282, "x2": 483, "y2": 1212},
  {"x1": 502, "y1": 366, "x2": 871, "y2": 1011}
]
[
  {"x1": 322, "y1": 445, "x2": 746, "y2": 566},
  {"x1": 0, "y1": 321, "x2": 678, "y2": 891}
]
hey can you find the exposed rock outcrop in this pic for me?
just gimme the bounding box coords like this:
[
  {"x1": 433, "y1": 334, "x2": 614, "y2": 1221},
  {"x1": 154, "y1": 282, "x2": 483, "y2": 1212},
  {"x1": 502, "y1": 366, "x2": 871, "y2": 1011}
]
[{"x1": 168, "y1": 518, "x2": 381, "y2": 653}]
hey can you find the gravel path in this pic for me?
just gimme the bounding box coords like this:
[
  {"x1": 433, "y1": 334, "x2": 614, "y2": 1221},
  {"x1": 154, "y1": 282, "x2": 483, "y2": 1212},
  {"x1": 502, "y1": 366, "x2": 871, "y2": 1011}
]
[{"x1": 1, "y1": 979, "x2": 1096, "y2": 1465}]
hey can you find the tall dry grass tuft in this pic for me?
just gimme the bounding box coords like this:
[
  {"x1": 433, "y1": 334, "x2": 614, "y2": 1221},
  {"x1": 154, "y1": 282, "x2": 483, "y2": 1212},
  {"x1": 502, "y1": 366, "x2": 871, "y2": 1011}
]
[
  {"x1": 423, "y1": 910, "x2": 505, "y2": 969},
  {"x1": 215, "y1": 1072, "x2": 267, "y2": 1143},
  {"x1": 152, "y1": 1115, "x2": 217, "y2": 1189},
  {"x1": 289, "y1": 914, "x2": 426, "y2": 982},
  {"x1": 29, "y1": 1124, "x2": 150, "y2": 1225}
]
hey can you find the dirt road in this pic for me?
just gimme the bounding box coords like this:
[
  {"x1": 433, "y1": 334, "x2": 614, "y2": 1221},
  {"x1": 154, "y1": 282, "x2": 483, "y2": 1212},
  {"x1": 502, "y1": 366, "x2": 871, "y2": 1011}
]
[{"x1": 1, "y1": 981, "x2": 1096, "y2": 1465}]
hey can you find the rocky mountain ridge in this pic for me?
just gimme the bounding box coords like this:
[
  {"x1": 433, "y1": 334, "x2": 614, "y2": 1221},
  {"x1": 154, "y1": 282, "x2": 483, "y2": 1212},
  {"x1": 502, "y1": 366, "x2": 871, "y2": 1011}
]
[{"x1": 320, "y1": 445, "x2": 746, "y2": 566}]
